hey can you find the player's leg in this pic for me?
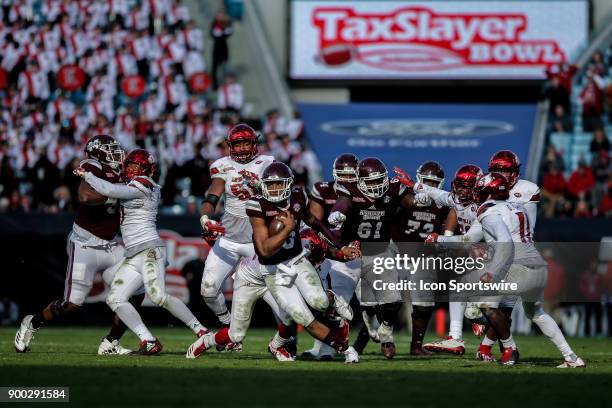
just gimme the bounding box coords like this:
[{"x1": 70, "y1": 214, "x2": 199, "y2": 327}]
[
  {"x1": 423, "y1": 302, "x2": 467, "y2": 355},
  {"x1": 477, "y1": 296, "x2": 515, "y2": 361},
  {"x1": 376, "y1": 301, "x2": 402, "y2": 359},
  {"x1": 16, "y1": 241, "x2": 93, "y2": 352},
  {"x1": 200, "y1": 237, "x2": 241, "y2": 325},
  {"x1": 480, "y1": 301, "x2": 518, "y2": 365},
  {"x1": 144, "y1": 247, "x2": 207, "y2": 336},
  {"x1": 106, "y1": 258, "x2": 163, "y2": 355},
  {"x1": 410, "y1": 303, "x2": 434, "y2": 356},
  {"x1": 524, "y1": 300, "x2": 586, "y2": 368},
  {"x1": 264, "y1": 274, "x2": 350, "y2": 355},
  {"x1": 302, "y1": 259, "x2": 332, "y2": 359},
  {"x1": 262, "y1": 291, "x2": 298, "y2": 360}
]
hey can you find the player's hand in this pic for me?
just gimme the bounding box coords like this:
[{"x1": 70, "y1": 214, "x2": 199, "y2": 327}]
[
  {"x1": 414, "y1": 192, "x2": 430, "y2": 206},
  {"x1": 73, "y1": 167, "x2": 87, "y2": 178},
  {"x1": 424, "y1": 233, "x2": 439, "y2": 244},
  {"x1": 278, "y1": 211, "x2": 296, "y2": 231},
  {"x1": 200, "y1": 215, "x2": 225, "y2": 236},
  {"x1": 328, "y1": 211, "x2": 346, "y2": 227},
  {"x1": 393, "y1": 166, "x2": 414, "y2": 188},
  {"x1": 340, "y1": 246, "x2": 361, "y2": 260},
  {"x1": 480, "y1": 272, "x2": 493, "y2": 283},
  {"x1": 348, "y1": 240, "x2": 361, "y2": 251},
  {"x1": 201, "y1": 231, "x2": 219, "y2": 246}
]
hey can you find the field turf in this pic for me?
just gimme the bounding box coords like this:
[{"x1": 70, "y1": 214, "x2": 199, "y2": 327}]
[{"x1": 0, "y1": 327, "x2": 610, "y2": 407}]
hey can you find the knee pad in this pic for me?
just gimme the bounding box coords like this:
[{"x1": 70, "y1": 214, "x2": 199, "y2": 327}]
[
  {"x1": 106, "y1": 293, "x2": 121, "y2": 312},
  {"x1": 309, "y1": 293, "x2": 329, "y2": 312},
  {"x1": 525, "y1": 302, "x2": 545, "y2": 321},
  {"x1": 200, "y1": 277, "x2": 221, "y2": 299}
]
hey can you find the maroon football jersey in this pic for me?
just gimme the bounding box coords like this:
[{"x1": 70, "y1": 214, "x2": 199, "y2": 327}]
[
  {"x1": 245, "y1": 186, "x2": 308, "y2": 265},
  {"x1": 334, "y1": 178, "x2": 409, "y2": 244},
  {"x1": 74, "y1": 159, "x2": 121, "y2": 241},
  {"x1": 392, "y1": 200, "x2": 450, "y2": 242},
  {"x1": 308, "y1": 180, "x2": 338, "y2": 221}
]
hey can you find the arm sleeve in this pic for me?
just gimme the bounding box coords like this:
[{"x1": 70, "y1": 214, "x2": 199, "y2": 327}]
[
  {"x1": 523, "y1": 201, "x2": 538, "y2": 231},
  {"x1": 438, "y1": 220, "x2": 483, "y2": 243},
  {"x1": 480, "y1": 214, "x2": 514, "y2": 279},
  {"x1": 84, "y1": 172, "x2": 145, "y2": 200}
]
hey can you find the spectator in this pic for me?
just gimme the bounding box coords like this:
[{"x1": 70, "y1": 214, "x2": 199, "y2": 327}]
[
  {"x1": 541, "y1": 164, "x2": 567, "y2": 217},
  {"x1": 217, "y1": 72, "x2": 243, "y2": 113},
  {"x1": 567, "y1": 158, "x2": 595, "y2": 202},
  {"x1": 286, "y1": 110, "x2": 305, "y2": 141},
  {"x1": 543, "y1": 76, "x2": 570, "y2": 114},
  {"x1": 548, "y1": 104, "x2": 573, "y2": 133},
  {"x1": 210, "y1": 9, "x2": 233, "y2": 90},
  {"x1": 590, "y1": 128, "x2": 610, "y2": 154},
  {"x1": 598, "y1": 180, "x2": 612, "y2": 217},
  {"x1": 579, "y1": 69, "x2": 605, "y2": 132},
  {"x1": 541, "y1": 145, "x2": 565, "y2": 173},
  {"x1": 591, "y1": 151, "x2": 611, "y2": 211},
  {"x1": 546, "y1": 62, "x2": 577, "y2": 95},
  {"x1": 588, "y1": 51, "x2": 607, "y2": 77},
  {"x1": 579, "y1": 262, "x2": 604, "y2": 336}
]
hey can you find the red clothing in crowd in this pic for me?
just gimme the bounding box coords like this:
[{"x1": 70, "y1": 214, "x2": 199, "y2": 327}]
[
  {"x1": 546, "y1": 63, "x2": 577, "y2": 94},
  {"x1": 580, "y1": 79, "x2": 604, "y2": 116},
  {"x1": 542, "y1": 171, "x2": 566, "y2": 194},
  {"x1": 544, "y1": 256, "x2": 566, "y2": 301},
  {"x1": 567, "y1": 167, "x2": 595, "y2": 197},
  {"x1": 599, "y1": 194, "x2": 612, "y2": 215},
  {"x1": 580, "y1": 270, "x2": 604, "y2": 301}
]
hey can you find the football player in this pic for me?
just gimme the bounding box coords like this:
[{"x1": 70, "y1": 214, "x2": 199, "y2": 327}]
[
  {"x1": 398, "y1": 164, "x2": 482, "y2": 355},
  {"x1": 303, "y1": 153, "x2": 372, "y2": 360},
  {"x1": 15, "y1": 135, "x2": 138, "y2": 355},
  {"x1": 74, "y1": 149, "x2": 208, "y2": 355},
  {"x1": 246, "y1": 162, "x2": 360, "y2": 361},
  {"x1": 392, "y1": 161, "x2": 450, "y2": 356},
  {"x1": 328, "y1": 157, "x2": 416, "y2": 359},
  {"x1": 199, "y1": 124, "x2": 274, "y2": 341}
]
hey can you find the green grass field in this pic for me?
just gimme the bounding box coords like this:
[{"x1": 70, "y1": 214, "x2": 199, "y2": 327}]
[{"x1": 1, "y1": 327, "x2": 610, "y2": 407}]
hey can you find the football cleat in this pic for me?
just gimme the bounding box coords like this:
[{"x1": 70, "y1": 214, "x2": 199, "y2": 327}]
[
  {"x1": 410, "y1": 342, "x2": 432, "y2": 356},
  {"x1": 476, "y1": 344, "x2": 495, "y2": 362},
  {"x1": 471, "y1": 323, "x2": 486, "y2": 337},
  {"x1": 132, "y1": 339, "x2": 163, "y2": 356},
  {"x1": 301, "y1": 344, "x2": 334, "y2": 361},
  {"x1": 97, "y1": 338, "x2": 132, "y2": 355},
  {"x1": 225, "y1": 341, "x2": 243, "y2": 352},
  {"x1": 15, "y1": 315, "x2": 37, "y2": 353},
  {"x1": 344, "y1": 346, "x2": 360, "y2": 364},
  {"x1": 268, "y1": 341, "x2": 296, "y2": 362},
  {"x1": 500, "y1": 346, "x2": 519, "y2": 365},
  {"x1": 381, "y1": 342, "x2": 396, "y2": 359},
  {"x1": 196, "y1": 328, "x2": 210, "y2": 338},
  {"x1": 187, "y1": 332, "x2": 215, "y2": 359},
  {"x1": 329, "y1": 290, "x2": 353, "y2": 321},
  {"x1": 556, "y1": 356, "x2": 586, "y2": 368},
  {"x1": 423, "y1": 337, "x2": 466, "y2": 355}
]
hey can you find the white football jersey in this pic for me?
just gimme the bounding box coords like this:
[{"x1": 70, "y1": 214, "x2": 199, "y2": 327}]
[
  {"x1": 210, "y1": 155, "x2": 274, "y2": 243},
  {"x1": 415, "y1": 183, "x2": 477, "y2": 233},
  {"x1": 84, "y1": 173, "x2": 163, "y2": 257},
  {"x1": 477, "y1": 200, "x2": 545, "y2": 267},
  {"x1": 508, "y1": 179, "x2": 540, "y2": 234}
]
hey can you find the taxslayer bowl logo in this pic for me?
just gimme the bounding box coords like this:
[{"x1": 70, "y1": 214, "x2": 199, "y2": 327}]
[
  {"x1": 312, "y1": 6, "x2": 566, "y2": 71},
  {"x1": 86, "y1": 230, "x2": 210, "y2": 305},
  {"x1": 321, "y1": 119, "x2": 514, "y2": 138}
]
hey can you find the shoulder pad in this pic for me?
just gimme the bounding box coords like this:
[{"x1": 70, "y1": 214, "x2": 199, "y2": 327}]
[
  {"x1": 80, "y1": 159, "x2": 102, "y2": 171},
  {"x1": 477, "y1": 201, "x2": 496, "y2": 218},
  {"x1": 334, "y1": 182, "x2": 351, "y2": 196},
  {"x1": 130, "y1": 176, "x2": 155, "y2": 191}
]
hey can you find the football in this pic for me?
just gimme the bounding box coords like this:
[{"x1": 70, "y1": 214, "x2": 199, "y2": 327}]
[{"x1": 269, "y1": 215, "x2": 286, "y2": 236}]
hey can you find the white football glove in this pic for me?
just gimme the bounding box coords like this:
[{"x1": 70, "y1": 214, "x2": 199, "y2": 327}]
[
  {"x1": 328, "y1": 211, "x2": 346, "y2": 227},
  {"x1": 199, "y1": 215, "x2": 225, "y2": 236},
  {"x1": 414, "y1": 192, "x2": 431, "y2": 206}
]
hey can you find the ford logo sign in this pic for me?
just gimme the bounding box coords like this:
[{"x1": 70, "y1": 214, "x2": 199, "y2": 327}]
[{"x1": 321, "y1": 119, "x2": 514, "y2": 137}]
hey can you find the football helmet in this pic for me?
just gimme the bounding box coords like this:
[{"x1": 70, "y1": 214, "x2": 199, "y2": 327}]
[
  {"x1": 300, "y1": 228, "x2": 327, "y2": 267},
  {"x1": 332, "y1": 153, "x2": 359, "y2": 183},
  {"x1": 226, "y1": 123, "x2": 258, "y2": 163},
  {"x1": 357, "y1": 157, "x2": 389, "y2": 199},
  {"x1": 451, "y1": 164, "x2": 482, "y2": 204},
  {"x1": 123, "y1": 149, "x2": 157, "y2": 181},
  {"x1": 261, "y1": 162, "x2": 294, "y2": 203},
  {"x1": 416, "y1": 161, "x2": 445, "y2": 188},
  {"x1": 488, "y1": 150, "x2": 520, "y2": 187},
  {"x1": 473, "y1": 172, "x2": 510, "y2": 204},
  {"x1": 85, "y1": 134, "x2": 124, "y2": 170}
]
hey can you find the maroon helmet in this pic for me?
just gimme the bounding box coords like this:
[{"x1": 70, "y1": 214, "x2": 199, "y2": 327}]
[
  {"x1": 416, "y1": 161, "x2": 445, "y2": 188},
  {"x1": 332, "y1": 153, "x2": 358, "y2": 183},
  {"x1": 451, "y1": 164, "x2": 482, "y2": 204},
  {"x1": 123, "y1": 149, "x2": 157, "y2": 181},
  {"x1": 300, "y1": 228, "x2": 328, "y2": 267},
  {"x1": 473, "y1": 172, "x2": 510, "y2": 204},
  {"x1": 226, "y1": 123, "x2": 258, "y2": 163},
  {"x1": 488, "y1": 150, "x2": 520, "y2": 187},
  {"x1": 85, "y1": 134, "x2": 124, "y2": 169},
  {"x1": 261, "y1": 162, "x2": 294, "y2": 202},
  {"x1": 357, "y1": 157, "x2": 389, "y2": 199}
]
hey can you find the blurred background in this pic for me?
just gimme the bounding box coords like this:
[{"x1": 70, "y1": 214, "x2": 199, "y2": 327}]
[{"x1": 0, "y1": 0, "x2": 610, "y2": 339}]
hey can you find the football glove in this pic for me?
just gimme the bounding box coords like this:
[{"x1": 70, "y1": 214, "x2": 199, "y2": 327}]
[
  {"x1": 327, "y1": 211, "x2": 346, "y2": 227},
  {"x1": 393, "y1": 166, "x2": 414, "y2": 188},
  {"x1": 200, "y1": 215, "x2": 225, "y2": 236}
]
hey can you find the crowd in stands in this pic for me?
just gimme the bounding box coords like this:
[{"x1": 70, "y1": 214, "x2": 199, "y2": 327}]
[
  {"x1": 540, "y1": 47, "x2": 612, "y2": 218},
  {"x1": 0, "y1": 1, "x2": 317, "y2": 214}
]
